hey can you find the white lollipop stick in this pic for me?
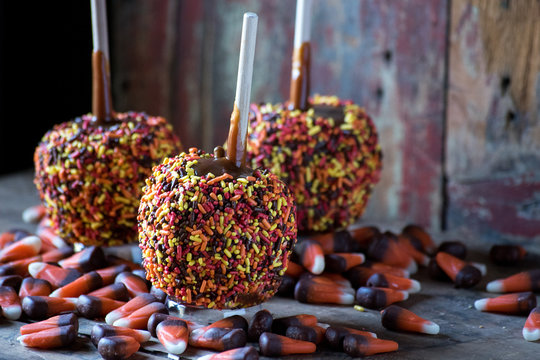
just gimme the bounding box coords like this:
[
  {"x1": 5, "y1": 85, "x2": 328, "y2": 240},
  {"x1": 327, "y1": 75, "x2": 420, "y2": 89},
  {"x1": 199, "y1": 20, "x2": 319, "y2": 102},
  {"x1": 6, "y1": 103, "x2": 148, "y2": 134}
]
[
  {"x1": 227, "y1": 12, "x2": 258, "y2": 167},
  {"x1": 294, "y1": 0, "x2": 312, "y2": 49},
  {"x1": 91, "y1": 0, "x2": 110, "y2": 59}
]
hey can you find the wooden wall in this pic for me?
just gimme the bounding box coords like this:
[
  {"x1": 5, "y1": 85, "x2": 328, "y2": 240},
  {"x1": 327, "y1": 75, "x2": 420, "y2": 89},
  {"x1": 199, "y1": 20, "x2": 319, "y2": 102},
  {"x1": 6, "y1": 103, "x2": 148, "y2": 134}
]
[{"x1": 109, "y1": 0, "x2": 540, "y2": 242}]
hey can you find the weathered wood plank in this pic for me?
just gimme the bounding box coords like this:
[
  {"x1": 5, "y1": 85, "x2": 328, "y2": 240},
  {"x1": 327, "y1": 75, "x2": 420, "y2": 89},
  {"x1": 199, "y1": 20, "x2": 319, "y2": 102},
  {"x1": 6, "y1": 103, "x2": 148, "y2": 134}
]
[{"x1": 446, "y1": 0, "x2": 540, "y2": 243}]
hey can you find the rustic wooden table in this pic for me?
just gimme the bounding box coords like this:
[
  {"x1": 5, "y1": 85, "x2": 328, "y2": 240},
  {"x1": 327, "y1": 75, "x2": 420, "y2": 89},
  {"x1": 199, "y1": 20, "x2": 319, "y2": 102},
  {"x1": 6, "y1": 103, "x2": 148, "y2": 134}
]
[{"x1": 0, "y1": 170, "x2": 538, "y2": 359}]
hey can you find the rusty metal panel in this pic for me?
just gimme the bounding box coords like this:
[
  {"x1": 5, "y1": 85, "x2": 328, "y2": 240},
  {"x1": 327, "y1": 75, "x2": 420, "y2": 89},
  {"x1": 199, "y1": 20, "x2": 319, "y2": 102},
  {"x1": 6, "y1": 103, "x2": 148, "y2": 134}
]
[
  {"x1": 110, "y1": 0, "x2": 448, "y2": 229},
  {"x1": 446, "y1": 0, "x2": 540, "y2": 243}
]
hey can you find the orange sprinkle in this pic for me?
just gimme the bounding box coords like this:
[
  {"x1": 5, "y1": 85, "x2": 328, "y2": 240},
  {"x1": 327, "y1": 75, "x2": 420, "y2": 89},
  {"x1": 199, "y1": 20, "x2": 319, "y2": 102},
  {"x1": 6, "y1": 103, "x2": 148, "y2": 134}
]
[
  {"x1": 208, "y1": 173, "x2": 232, "y2": 185},
  {"x1": 231, "y1": 194, "x2": 242, "y2": 201},
  {"x1": 200, "y1": 280, "x2": 207, "y2": 293},
  {"x1": 262, "y1": 219, "x2": 271, "y2": 230},
  {"x1": 197, "y1": 203, "x2": 207, "y2": 214}
]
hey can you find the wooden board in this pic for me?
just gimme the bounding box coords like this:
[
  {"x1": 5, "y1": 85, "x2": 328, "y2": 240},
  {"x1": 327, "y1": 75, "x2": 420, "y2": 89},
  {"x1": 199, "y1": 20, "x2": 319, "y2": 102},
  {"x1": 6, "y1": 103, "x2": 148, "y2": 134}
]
[
  {"x1": 446, "y1": 0, "x2": 540, "y2": 244},
  {"x1": 1, "y1": 171, "x2": 540, "y2": 359}
]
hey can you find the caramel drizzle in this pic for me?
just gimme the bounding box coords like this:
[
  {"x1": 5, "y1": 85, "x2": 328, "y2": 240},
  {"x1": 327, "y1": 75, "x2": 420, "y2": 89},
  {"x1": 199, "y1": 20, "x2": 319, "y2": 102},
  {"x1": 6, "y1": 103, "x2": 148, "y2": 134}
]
[
  {"x1": 92, "y1": 50, "x2": 114, "y2": 124},
  {"x1": 289, "y1": 41, "x2": 311, "y2": 111},
  {"x1": 226, "y1": 103, "x2": 247, "y2": 167}
]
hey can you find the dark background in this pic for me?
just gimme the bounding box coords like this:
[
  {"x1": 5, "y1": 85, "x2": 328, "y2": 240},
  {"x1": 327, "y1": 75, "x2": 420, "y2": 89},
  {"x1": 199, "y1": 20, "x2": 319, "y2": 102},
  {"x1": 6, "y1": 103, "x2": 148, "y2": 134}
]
[{"x1": 0, "y1": 1, "x2": 95, "y2": 173}]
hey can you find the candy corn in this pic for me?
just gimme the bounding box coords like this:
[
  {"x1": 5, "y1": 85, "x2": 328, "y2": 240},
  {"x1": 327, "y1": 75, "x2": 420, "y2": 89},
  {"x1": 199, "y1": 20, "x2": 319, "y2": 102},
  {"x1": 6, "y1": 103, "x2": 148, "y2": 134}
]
[
  {"x1": 197, "y1": 346, "x2": 259, "y2": 360},
  {"x1": 89, "y1": 283, "x2": 130, "y2": 302},
  {"x1": 156, "y1": 318, "x2": 189, "y2": 354},
  {"x1": 259, "y1": 332, "x2": 316, "y2": 356},
  {"x1": 343, "y1": 334, "x2": 398, "y2": 357},
  {"x1": 58, "y1": 246, "x2": 107, "y2": 272},
  {"x1": 189, "y1": 327, "x2": 247, "y2": 351},
  {"x1": 98, "y1": 335, "x2": 140, "y2": 360},
  {"x1": 22, "y1": 204, "x2": 47, "y2": 224},
  {"x1": 105, "y1": 293, "x2": 157, "y2": 325},
  {"x1": 0, "y1": 285, "x2": 21, "y2": 320},
  {"x1": 22, "y1": 296, "x2": 77, "y2": 320},
  {"x1": 50, "y1": 271, "x2": 103, "y2": 298},
  {"x1": 147, "y1": 313, "x2": 193, "y2": 337},
  {"x1": 91, "y1": 324, "x2": 151, "y2": 346},
  {"x1": 367, "y1": 233, "x2": 417, "y2": 274},
  {"x1": 0, "y1": 274, "x2": 22, "y2": 291},
  {"x1": 20, "y1": 313, "x2": 78, "y2": 335},
  {"x1": 523, "y1": 307, "x2": 540, "y2": 341},
  {"x1": 0, "y1": 235, "x2": 41, "y2": 263},
  {"x1": 324, "y1": 253, "x2": 365, "y2": 273},
  {"x1": 437, "y1": 241, "x2": 467, "y2": 259},
  {"x1": 28, "y1": 262, "x2": 82, "y2": 289},
  {"x1": 474, "y1": 292, "x2": 536, "y2": 315},
  {"x1": 366, "y1": 273, "x2": 421, "y2": 293},
  {"x1": 381, "y1": 305, "x2": 440, "y2": 334},
  {"x1": 96, "y1": 264, "x2": 130, "y2": 285},
  {"x1": 112, "y1": 301, "x2": 167, "y2": 329},
  {"x1": 19, "y1": 277, "x2": 52, "y2": 298},
  {"x1": 402, "y1": 224, "x2": 436, "y2": 254},
  {"x1": 272, "y1": 314, "x2": 317, "y2": 335},
  {"x1": 356, "y1": 287, "x2": 409, "y2": 310},
  {"x1": 284, "y1": 261, "x2": 304, "y2": 278},
  {"x1": 276, "y1": 275, "x2": 296, "y2": 297},
  {"x1": 490, "y1": 245, "x2": 526, "y2": 266},
  {"x1": 294, "y1": 277, "x2": 355, "y2": 305},
  {"x1": 248, "y1": 309, "x2": 273, "y2": 341},
  {"x1": 285, "y1": 324, "x2": 321, "y2": 344},
  {"x1": 294, "y1": 240, "x2": 325, "y2": 275},
  {"x1": 397, "y1": 235, "x2": 430, "y2": 266},
  {"x1": 77, "y1": 295, "x2": 125, "y2": 319},
  {"x1": 150, "y1": 285, "x2": 167, "y2": 303},
  {"x1": 206, "y1": 315, "x2": 248, "y2": 332},
  {"x1": 486, "y1": 269, "x2": 540, "y2": 293},
  {"x1": 36, "y1": 227, "x2": 67, "y2": 249},
  {"x1": 114, "y1": 271, "x2": 149, "y2": 298},
  {"x1": 435, "y1": 252, "x2": 481, "y2": 288},
  {"x1": 344, "y1": 266, "x2": 378, "y2": 288},
  {"x1": 348, "y1": 226, "x2": 380, "y2": 252},
  {"x1": 325, "y1": 326, "x2": 377, "y2": 350},
  {"x1": 19, "y1": 325, "x2": 77, "y2": 349},
  {"x1": 308, "y1": 230, "x2": 355, "y2": 254}
]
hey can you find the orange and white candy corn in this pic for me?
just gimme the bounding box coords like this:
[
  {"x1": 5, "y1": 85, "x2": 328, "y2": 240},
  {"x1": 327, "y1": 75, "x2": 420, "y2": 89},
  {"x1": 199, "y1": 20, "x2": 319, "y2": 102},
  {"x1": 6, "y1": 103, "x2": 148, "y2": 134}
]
[
  {"x1": 475, "y1": 292, "x2": 536, "y2": 315},
  {"x1": 367, "y1": 272, "x2": 421, "y2": 293},
  {"x1": 523, "y1": 307, "x2": 540, "y2": 341},
  {"x1": 157, "y1": 318, "x2": 189, "y2": 354},
  {"x1": 0, "y1": 235, "x2": 41, "y2": 263},
  {"x1": 98, "y1": 335, "x2": 140, "y2": 359},
  {"x1": 259, "y1": 332, "x2": 315, "y2": 356},
  {"x1": 486, "y1": 269, "x2": 540, "y2": 293},
  {"x1": 381, "y1": 305, "x2": 439, "y2": 334},
  {"x1": 112, "y1": 301, "x2": 167, "y2": 329},
  {"x1": 356, "y1": 287, "x2": 409, "y2": 310},
  {"x1": 0, "y1": 285, "x2": 21, "y2": 320},
  {"x1": 435, "y1": 252, "x2": 481, "y2": 288},
  {"x1": 19, "y1": 325, "x2": 77, "y2": 349},
  {"x1": 105, "y1": 293, "x2": 156, "y2": 325},
  {"x1": 294, "y1": 240, "x2": 325, "y2": 275},
  {"x1": 20, "y1": 313, "x2": 78, "y2": 335},
  {"x1": 50, "y1": 271, "x2": 103, "y2": 298},
  {"x1": 91, "y1": 323, "x2": 151, "y2": 346}
]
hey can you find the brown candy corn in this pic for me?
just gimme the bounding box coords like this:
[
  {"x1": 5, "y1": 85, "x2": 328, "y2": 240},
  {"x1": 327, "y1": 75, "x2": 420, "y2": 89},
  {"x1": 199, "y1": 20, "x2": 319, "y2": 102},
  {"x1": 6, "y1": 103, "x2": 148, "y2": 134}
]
[
  {"x1": 22, "y1": 296, "x2": 77, "y2": 320},
  {"x1": 367, "y1": 272, "x2": 421, "y2": 293},
  {"x1": 325, "y1": 326, "x2": 377, "y2": 350},
  {"x1": 381, "y1": 305, "x2": 440, "y2": 334},
  {"x1": 324, "y1": 253, "x2": 366, "y2": 273},
  {"x1": 91, "y1": 324, "x2": 151, "y2": 347},
  {"x1": 0, "y1": 274, "x2": 22, "y2": 291},
  {"x1": 50, "y1": 271, "x2": 103, "y2": 298},
  {"x1": 150, "y1": 285, "x2": 167, "y2": 303},
  {"x1": 58, "y1": 246, "x2": 107, "y2": 272},
  {"x1": 523, "y1": 307, "x2": 540, "y2": 341},
  {"x1": 294, "y1": 240, "x2": 325, "y2": 275},
  {"x1": 402, "y1": 224, "x2": 436, "y2": 254},
  {"x1": 285, "y1": 324, "x2": 321, "y2": 344},
  {"x1": 248, "y1": 309, "x2": 273, "y2": 341},
  {"x1": 397, "y1": 235, "x2": 430, "y2": 266},
  {"x1": 308, "y1": 230, "x2": 355, "y2": 254},
  {"x1": 114, "y1": 271, "x2": 149, "y2": 298},
  {"x1": 77, "y1": 295, "x2": 125, "y2": 319},
  {"x1": 276, "y1": 275, "x2": 296, "y2": 297},
  {"x1": 20, "y1": 313, "x2": 78, "y2": 335},
  {"x1": 356, "y1": 287, "x2": 409, "y2": 310},
  {"x1": 475, "y1": 292, "x2": 536, "y2": 315},
  {"x1": 205, "y1": 315, "x2": 248, "y2": 332},
  {"x1": 437, "y1": 241, "x2": 467, "y2": 259},
  {"x1": 113, "y1": 301, "x2": 167, "y2": 329},
  {"x1": 272, "y1": 314, "x2": 318, "y2": 335},
  {"x1": 349, "y1": 226, "x2": 380, "y2": 252},
  {"x1": 147, "y1": 313, "x2": 193, "y2": 337},
  {"x1": 19, "y1": 324, "x2": 77, "y2": 349},
  {"x1": 197, "y1": 346, "x2": 259, "y2": 360},
  {"x1": 19, "y1": 277, "x2": 52, "y2": 298},
  {"x1": 189, "y1": 327, "x2": 247, "y2": 351},
  {"x1": 490, "y1": 245, "x2": 527, "y2": 266},
  {"x1": 89, "y1": 283, "x2": 130, "y2": 302},
  {"x1": 344, "y1": 266, "x2": 378, "y2": 288},
  {"x1": 157, "y1": 319, "x2": 189, "y2": 354},
  {"x1": 0, "y1": 285, "x2": 21, "y2": 320},
  {"x1": 259, "y1": 332, "x2": 316, "y2": 357},
  {"x1": 294, "y1": 277, "x2": 355, "y2": 305},
  {"x1": 343, "y1": 334, "x2": 398, "y2": 357},
  {"x1": 105, "y1": 293, "x2": 157, "y2": 325},
  {"x1": 0, "y1": 235, "x2": 41, "y2": 263},
  {"x1": 435, "y1": 252, "x2": 481, "y2": 288},
  {"x1": 368, "y1": 233, "x2": 417, "y2": 273},
  {"x1": 28, "y1": 262, "x2": 82, "y2": 289},
  {"x1": 98, "y1": 335, "x2": 140, "y2": 360},
  {"x1": 96, "y1": 264, "x2": 130, "y2": 285},
  {"x1": 486, "y1": 269, "x2": 540, "y2": 293}
]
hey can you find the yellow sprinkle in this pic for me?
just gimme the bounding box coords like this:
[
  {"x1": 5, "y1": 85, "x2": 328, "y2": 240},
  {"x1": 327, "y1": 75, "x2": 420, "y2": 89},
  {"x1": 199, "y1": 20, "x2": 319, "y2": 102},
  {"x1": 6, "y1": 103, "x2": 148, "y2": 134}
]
[
  {"x1": 354, "y1": 305, "x2": 365, "y2": 312},
  {"x1": 224, "y1": 249, "x2": 232, "y2": 258}
]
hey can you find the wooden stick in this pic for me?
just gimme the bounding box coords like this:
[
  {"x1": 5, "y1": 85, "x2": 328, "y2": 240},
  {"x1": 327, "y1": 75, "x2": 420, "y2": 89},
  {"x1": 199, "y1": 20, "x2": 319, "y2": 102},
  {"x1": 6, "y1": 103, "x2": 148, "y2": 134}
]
[
  {"x1": 226, "y1": 12, "x2": 258, "y2": 167},
  {"x1": 91, "y1": 0, "x2": 114, "y2": 123},
  {"x1": 289, "y1": 0, "x2": 313, "y2": 110}
]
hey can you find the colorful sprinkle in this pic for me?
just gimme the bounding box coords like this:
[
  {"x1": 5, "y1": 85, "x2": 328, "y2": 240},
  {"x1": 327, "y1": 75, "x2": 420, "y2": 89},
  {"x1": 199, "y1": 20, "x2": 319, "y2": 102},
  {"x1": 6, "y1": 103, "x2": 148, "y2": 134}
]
[
  {"x1": 34, "y1": 112, "x2": 182, "y2": 247},
  {"x1": 247, "y1": 95, "x2": 382, "y2": 232},
  {"x1": 138, "y1": 148, "x2": 297, "y2": 309}
]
